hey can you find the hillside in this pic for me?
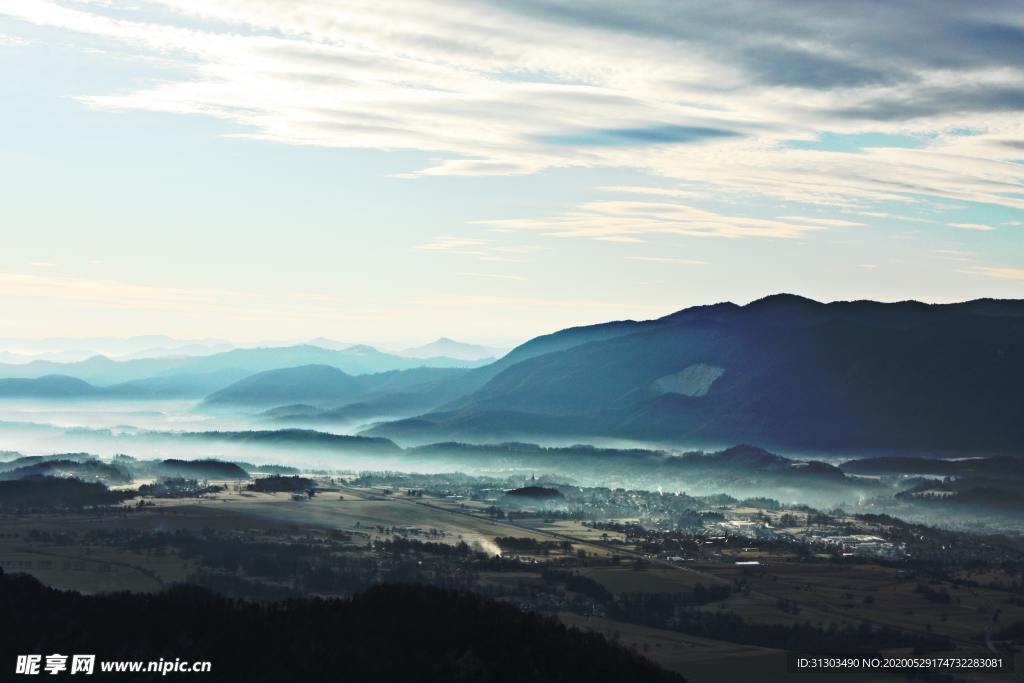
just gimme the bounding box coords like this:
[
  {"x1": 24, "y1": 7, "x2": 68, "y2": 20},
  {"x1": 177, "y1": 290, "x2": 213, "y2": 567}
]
[
  {"x1": 366, "y1": 295, "x2": 1024, "y2": 453},
  {"x1": 204, "y1": 365, "x2": 366, "y2": 406},
  {"x1": 0, "y1": 375, "x2": 149, "y2": 399},
  {"x1": 0, "y1": 573, "x2": 682, "y2": 683},
  {"x1": 204, "y1": 364, "x2": 469, "y2": 409}
]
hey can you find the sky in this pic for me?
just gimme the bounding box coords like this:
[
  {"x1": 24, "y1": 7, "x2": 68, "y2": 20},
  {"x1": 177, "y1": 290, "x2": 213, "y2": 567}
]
[{"x1": 1, "y1": 0, "x2": 1023, "y2": 346}]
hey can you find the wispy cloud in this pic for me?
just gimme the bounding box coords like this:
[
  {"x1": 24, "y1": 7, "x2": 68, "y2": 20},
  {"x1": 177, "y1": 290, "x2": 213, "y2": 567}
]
[
  {"x1": 413, "y1": 293, "x2": 665, "y2": 315},
  {"x1": 460, "y1": 272, "x2": 526, "y2": 281},
  {"x1": 0, "y1": 32, "x2": 29, "y2": 46},
  {"x1": 416, "y1": 237, "x2": 491, "y2": 252},
  {"x1": 416, "y1": 236, "x2": 539, "y2": 263},
  {"x1": 949, "y1": 223, "x2": 996, "y2": 231},
  {"x1": 479, "y1": 194, "x2": 849, "y2": 241},
  {"x1": 4, "y1": 0, "x2": 1024, "y2": 219},
  {"x1": 934, "y1": 249, "x2": 976, "y2": 261},
  {"x1": 628, "y1": 256, "x2": 706, "y2": 265},
  {"x1": 971, "y1": 265, "x2": 1024, "y2": 280},
  {"x1": 29, "y1": 261, "x2": 58, "y2": 268},
  {"x1": 0, "y1": 271, "x2": 235, "y2": 310}
]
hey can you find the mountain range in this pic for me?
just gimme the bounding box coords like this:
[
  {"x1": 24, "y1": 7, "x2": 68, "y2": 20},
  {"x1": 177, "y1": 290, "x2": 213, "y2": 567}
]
[
  {"x1": 3, "y1": 294, "x2": 1021, "y2": 455},
  {"x1": 202, "y1": 364, "x2": 464, "y2": 411},
  {"x1": 398, "y1": 337, "x2": 506, "y2": 361},
  {"x1": 362, "y1": 295, "x2": 1024, "y2": 453},
  {"x1": 0, "y1": 344, "x2": 491, "y2": 397}
]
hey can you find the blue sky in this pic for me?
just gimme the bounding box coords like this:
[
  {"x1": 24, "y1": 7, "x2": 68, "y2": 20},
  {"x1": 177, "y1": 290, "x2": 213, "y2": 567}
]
[{"x1": 1, "y1": 1, "x2": 1022, "y2": 345}]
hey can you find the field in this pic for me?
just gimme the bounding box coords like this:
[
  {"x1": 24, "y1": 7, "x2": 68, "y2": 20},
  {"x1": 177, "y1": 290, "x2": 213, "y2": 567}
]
[{"x1": 3, "y1": 480, "x2": 1020, "y2": 682}]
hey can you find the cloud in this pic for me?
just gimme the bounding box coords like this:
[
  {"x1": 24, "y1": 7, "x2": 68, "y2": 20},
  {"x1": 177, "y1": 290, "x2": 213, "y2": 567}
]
[
  {"x1": 0, "y1": 271, "x2": 236, "y2": 310},
  {"x1": 413, "y1": 293, "x2": 665, "y2": 315},
  {"x1": 416, "y1": 236, "x2": 539, "y2": 262},
  {"x1": 628, "y1": 256, "x2": 706, "y2": 265},
  {"x1": 0, "y1": 32, "x2": 29, "y2": 46},
  {"x1": 540, "y1": 125, "x2": 739, "y2": 147},
  {"x1": 971, "y1": 266, "x2": 1024, "y2": 280},
  {"x1": 416, "y1": 236, "x2": 491, "y2": 251},
  {"x1": 4, "y1": 0, "x2": 1024, "y2": 221},
  {"x1": 29, "y1": 261, "x2": 58, "y2": 268},
  {"x1": 739, "y1": 45, "x2": 897, "y2": 88},
  {"x1": 834, "y1": 85, "x2": 1024, "y2": 121},
  {"x1": 0, "y1": 270, "x2": 394, "y2": 333},
  {"x1": 478, "y1": 188, "x2": 856, "y2": 241},
  {"x1": 934, "y1": 249, "x2": 976, "y2": 261},
  {"x1": 949, "y1": 223, "x2": 995, "y2": 231},
  {"x1": 460, "y1": 272, "x2": 526, "y2": 281}
]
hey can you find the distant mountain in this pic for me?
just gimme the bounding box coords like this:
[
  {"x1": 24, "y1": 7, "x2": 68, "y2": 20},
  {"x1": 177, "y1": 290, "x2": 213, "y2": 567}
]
[
  {"x1": 0, "y1": 453, "x2": 97, "y2": 472},
  {"x1": 114, "y1": 342, "x2": 234, "y2": 360},
  {"x1": 204, "y1": 365, "x2": 365, "y2": 407},
  {"x1": 204, "y1": 364, "x2": 470, "y2": 409},
  {"x1": 366, "y1": 295, "x2": 1024, "y2": 453},
  {"x1": 376, "y1": 314, "x2": 657, "y2": 407},
  {"x1": 177, "y1": 428, "x2": 401, "y2": 455},
  {"x1": 0, "y1": 350, "x2": 102, "y2": 364},
  {"x1": 399, "y1": 337, "x2": 503, "y2": 361},
  {"x1": 402, "y1": 442, "x2": 869, "y2": 502},
  {"x1": 0, "y1": 375, "x2": 152, "y2": 399},
  {"x1": 0, "y1": 344, "x2": 491, "y2": 396},
  {"x1": 0, "y1": 375, "x2": 99, "y2": 398},
  {"x1": 263, "y1": 392, "x2": 446, "y2": 424},
  {"x1": 0, "y1": 335, "x2": 233, "y2": 360},
  {"x1": 305, "y1": 337, "x2": 358, "y2": 350}
]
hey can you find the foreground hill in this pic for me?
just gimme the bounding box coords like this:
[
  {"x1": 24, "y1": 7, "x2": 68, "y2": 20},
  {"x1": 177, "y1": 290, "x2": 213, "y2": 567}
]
[
  {"x1": 366, "y1": 295, "x2": 1024, "y2": 452},
  {"x1": 0, "y1": 572, "x2": 682, "y2": 683}
]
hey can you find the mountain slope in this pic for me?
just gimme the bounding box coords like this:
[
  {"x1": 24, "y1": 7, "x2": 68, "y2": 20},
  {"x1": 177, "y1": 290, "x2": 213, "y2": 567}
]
[
  {"x1": 366, "y1": 295, "x2": 1024, "y2": 452},
  {"x1": 0, "y1": 375, "x2": 153, "y2": 399},
  {"x1": 0, "y1": 375, "x2": 102, "y2": 398},
  {"x1": 203, "y1": 364, "x2": 470, "y2": 409}
]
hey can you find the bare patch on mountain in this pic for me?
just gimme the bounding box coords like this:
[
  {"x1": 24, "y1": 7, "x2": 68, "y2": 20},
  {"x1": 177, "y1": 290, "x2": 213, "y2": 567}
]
[{"x1": 652, "y1": 363, "x2": 725, "y2": 397}]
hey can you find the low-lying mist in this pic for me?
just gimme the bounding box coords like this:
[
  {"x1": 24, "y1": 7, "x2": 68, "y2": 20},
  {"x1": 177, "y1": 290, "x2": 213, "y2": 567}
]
[{"x1": 2, "y1": 398, "x2": 1022, "y2": 533}]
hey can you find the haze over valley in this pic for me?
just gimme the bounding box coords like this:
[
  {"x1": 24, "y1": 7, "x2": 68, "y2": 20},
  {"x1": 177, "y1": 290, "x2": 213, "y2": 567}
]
[
  {"x1": 6, "y1": 1, "x2": 1024, "y2": 678},
  {"x1": 2, "y1": 294, "x2": 1022, "y2": 528}
]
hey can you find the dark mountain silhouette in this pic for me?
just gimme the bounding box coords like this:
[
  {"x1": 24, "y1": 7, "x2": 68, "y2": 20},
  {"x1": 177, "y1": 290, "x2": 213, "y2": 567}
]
[
  {"x1": 0, "y1": 572, "x2": 682, "y2": 683},
  {"x1": 367, "y1": 295, "x2": 1024, "y2": 452},
  {"x1": 0, "y1": 452, "x2": 96, "y2": 471},
  {"x1": 505, "y1": 485, "x2": 563, "y2": 499},
  {"x1": 0, "y1": 459, "x2": 131, "y2": 484},
  {"x1": 0, "y1": 477, "x2": 132, "y2": 511},
  {"x1": 404, "y1": 442, "x2": 860, "y2": 497},
  {"x1": 150, "y1": 459, "x2": 250, "y2": 480}
]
